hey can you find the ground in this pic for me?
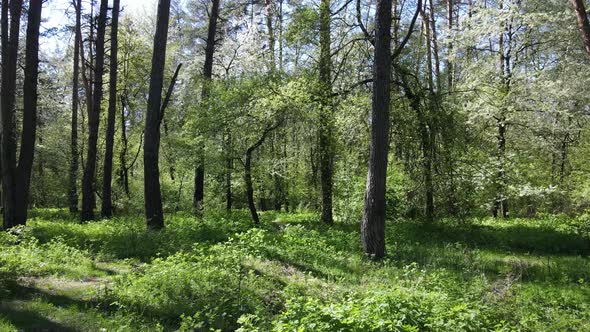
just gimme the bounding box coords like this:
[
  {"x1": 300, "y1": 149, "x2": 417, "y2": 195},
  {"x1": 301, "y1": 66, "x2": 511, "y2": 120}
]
[{"x1": 0, "y1": 210, "x2": 589, "y2": 331}]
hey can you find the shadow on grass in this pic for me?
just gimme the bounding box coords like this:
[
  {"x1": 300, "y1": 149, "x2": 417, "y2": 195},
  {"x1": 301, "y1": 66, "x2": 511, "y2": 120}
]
[
  {"x1": 390, "y1": 221, "x2": 589, "y2": 256},
  {"x1": 0, "y1": 305, "x2": 76, "y2": 332},
  {"x1": 0, "y1": 284, "x2": 102, "y2": 332},
  {"x1": 301, "y1": 219, "x2": 589, "y2": 257}
]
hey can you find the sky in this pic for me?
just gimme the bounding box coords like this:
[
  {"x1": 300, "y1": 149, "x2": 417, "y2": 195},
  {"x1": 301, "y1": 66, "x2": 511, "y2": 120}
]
[{"x1": 42, "y1": 0, "x2": 158, "y2": 52}]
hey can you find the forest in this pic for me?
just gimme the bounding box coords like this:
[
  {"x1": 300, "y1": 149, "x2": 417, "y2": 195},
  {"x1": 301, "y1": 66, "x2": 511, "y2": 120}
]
[{"x1": 1, "y1": 0, "x2": 590, "y2": 330}]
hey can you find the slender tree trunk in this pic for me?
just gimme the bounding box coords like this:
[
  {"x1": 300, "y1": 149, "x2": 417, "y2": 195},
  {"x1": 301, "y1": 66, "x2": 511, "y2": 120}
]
[
  {"x1": 81, "y1": 0, "x2": 108, "y2": 221},
  {"x1": 278, "y1": 0, "x2": 283, "y2": 72},
  {"x1": 571, "y1": 0, "x2": 590, "y2": 58},
  {"x1": 493, "y1": 118, "x2": 508, "y2": 218},
  {"x1": 446, "y1": 0, "x2": 454, "y2": 89},
  {"x1": 245, "y1": 149, "x2": 259, "y2": 224},
  {"x1": 361, "y1": 0, "x2": 392, "y2": 259},
  {"x1": 0, "y1": 0, "x2": 5, "y2": 215},
  {"x1": 193, "y1": 0, "x2": 220, "y2": 217},
  {"x1": 559, "y1": 133, "x2": 569, "y2": 184},
  {"x1": 493, "y1": 7, "x2": 510, "y2": 219},
  {"x1": 421, "y1": 5, "x2": 436, "y2": 222},
  {"x1": 265, "y1": 0, "x2": 276, "y2": 73},
  {"x1": 318, "y1": 0, "x2": 334, "y2": 225},
  {"x1": 225, "y1": 130, "x2": 232, "y2": 213},
  {"x1": 101, "y1": 0, "x2": 120, "y2": 218},
  {"x1": 1, "y1": 0, "x2": 23, "y2": 229},
  {"x1": 119, "y1": 96, "x2": 130, "y2": 197},
  {"x1": 428, "y1": 0, "x2": 441, "y2": 92},
  {"x1": 13, "y1": 0, "x2": 42, "y2": 225},
  {"x1": 144, "y1": 0, "x2": 172, "y2": 229},
  {"x1": 69, "y1": 0, "x2": 82, "y2": 213},
  {"x1": 244, "y1": 123, "x2": 281, "y2": 224}
]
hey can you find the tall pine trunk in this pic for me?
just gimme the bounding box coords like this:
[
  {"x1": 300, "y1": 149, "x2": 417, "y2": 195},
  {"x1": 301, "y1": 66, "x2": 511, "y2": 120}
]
[
  {"x1": 361, "y1": 0, "x2": 392, "y2": 259},
  {"x1": 144, "y1": 0, "x2": 172, "y2": 229},
  {"x1": 101, "y1": 0, "x2": 121, "y2": 218},
  {"x1": 69, "y1": 0, "x2": 81, "y2": 213},
  {"x1": 318, "y1": 0, "x2": 334, "y2": 225},
  {"x1": 193, "y1": 0, "x2": 220, "y2": 217},
  {"x1": 1, "y1": 0, "x2": 42, "y2": 228},
  {"x1": 225, "y1": 130, "x2": 232, "y2": 213},
  {"x1": 14, "y1": 0, "x2": 42, "y2": 225},
  {"x1": 571, "y1": 0, "x2": 590, "y2": 58},
  {"x1": 0, "y1": 0, "x2": 23, "y2": 228},
  {"x1": 81, "y1": 0, "x2": 108, "y2": 221}
]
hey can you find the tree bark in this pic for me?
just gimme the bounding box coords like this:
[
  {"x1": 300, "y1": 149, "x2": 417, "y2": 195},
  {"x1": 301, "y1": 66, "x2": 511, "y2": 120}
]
[
  {"x1": 119, "y1": 95, "x2": 130, "y2": 197},
  {"x1": 244, "y1": 122, "x2": 281, "y2": 224},
  {"x1": 361, "y1": 0, "x2": 392, "y2": 259},
  {"x1": 225, "y1": 130, "x2": 232, "y2": 213},
  {"x1": 14, "y1": 0, "x2": 42, "y2": 225},
  {"x1": 265, "y1": 0, "x2": 276, "y2": 73},
  {"x1": 69, "y1": 0, "x2": 82, "y2": 213},
  {"x1": 446, "y1": 0, "x2": 454, "y2": 89},
  {"x1": 318, "y1": 0, "x2": 334, "y2": 225},
  {"x1": 144, "y1": 0, "x2": 172, "y2": 230},
  {"x1": 101, "y1": 0, "x2": 121, "y2": 218},
  {"x1": 1, "y1": 0, "x2": 23, "y2": 229},
  {"x1": 571, "y1": 0, "x2": 590, "y2": 58},
  {"x1": 421, "y1": 4, "x2": 436, "y2": 222},
  {"x1": 81, "y1": 0, "x2": 108, "y2": 221},
  {"x1": 193, "y1": 0, "x2": 220, "y2": 217},
  {"x1": 245, "y1": 149, "x2": 259, "y2": 224},
  {"x1": 1, "y1": 0, "x2": 42, "y2": 228}
]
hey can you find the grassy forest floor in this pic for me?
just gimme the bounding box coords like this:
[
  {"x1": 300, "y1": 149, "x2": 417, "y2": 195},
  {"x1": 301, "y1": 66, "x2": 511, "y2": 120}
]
[{"x1": 1, "y1": 210, "x2": 589, "y2": 331}]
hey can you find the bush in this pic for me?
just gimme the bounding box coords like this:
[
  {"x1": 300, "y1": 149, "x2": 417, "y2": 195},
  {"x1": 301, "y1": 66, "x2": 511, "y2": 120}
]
[{"x1": 110, "y1": 229, "x2": 278, "y2": 330}]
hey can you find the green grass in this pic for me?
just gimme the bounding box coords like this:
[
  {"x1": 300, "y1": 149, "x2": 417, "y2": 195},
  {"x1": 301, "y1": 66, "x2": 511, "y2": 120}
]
[{"x1": 1, "y1": 209, "x2": 589, "y2": 331}]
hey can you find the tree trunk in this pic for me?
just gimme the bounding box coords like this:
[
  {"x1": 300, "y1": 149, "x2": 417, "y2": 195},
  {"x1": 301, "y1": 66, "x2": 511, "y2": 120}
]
[
  {"x1": 1, "y1": 0, "x2": 42, "y2": 228},
  {"x1": 225, "y1": 130, "x2": 232, "y2": 213},
  {"x1": 428, "y1": 0, "x2": 441, "y2": 92},
  {"x1": 493, "y1": 118, "x2": 508, "y2": 218},
  {"x1": 318, "y1": 0, "x2": 334, "y2": 225},
  {"x1": 69, "y1": 0, "x2": 81, "y2": 213},
  {"x1": 245, "y1": 149, "x2": 259, "y2": 224},
  {"x1": 119, "y1": 96, "x2": 130, "y2": 197},
  {"x1": 0, "y1": 0, "x2": 6, "y2": 214},
  {"x1": 13, "y1": 0, "x2": 42, "y2": 225},
  {"x1": 421, "y1": 4, "x2": 436, "y2": 222},
  {"x1": 571, "y1": 0, "x2": 590, "y2": 58},
  {"x1": 265, "y1": 0, "x2": 276, "y2": 73},
  {"x1": 361, "y1": 0, "x2": 392, "y2": 259},
  {"x1": 81, "y1": 0, "x2": 108, "y2": 221},
  {"x1": 493, "y1": 7, "x2": 510, "y2": 219},
  {"x1": 193, "y1": 0, "x2": 220, "y2": 217},
  {"x1": 446, "y1": 0, "x2": 454, "y2": 89},
  {"x1": 1, "y1": 0, "x2": 23, "y2": 229},
  {"x1": 244, "y1": 123, "x2": 281, "y2": 224},
  {"x1": 144, "y1": 0, "x2": 172, "y2": 230},
  {"x1": 101, "y1": 0, "x2": 120, "y2": 218}
]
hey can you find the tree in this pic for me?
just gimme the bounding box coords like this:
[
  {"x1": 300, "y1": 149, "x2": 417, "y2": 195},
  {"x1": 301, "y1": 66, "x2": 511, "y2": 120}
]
[
  {"x1": 245, "y1": 121, "x2": 282, "y2": 224},
  {"x1": 69, "y1": 0, "x2": 82, "y2": 213},
  {"x1": 1, "y1": 0, "x2": 24, "y2": 228},
  {"x1": 194, "y1": 0, "x2": 220, "y2": 217},
  {"x1": 101, "y1": 0, "x2": 121, "y2": 218},
  {"x1": 144, "y1": 0, "x2": 172, "y2": 229},
  {"x1": 81, "y1": 0, "x2": 108, "y2": 221},
  {"x1": 360, "y1": 0, "x2": 393, "y2": 259},
  {"x1": 571, "y1": 0, "x2": 590, "y2": 58},
  {"x1": 1, "y1": 0, "x2": 42, "y2": 228},
  {"x1": 318, "y1": 0, "x2": 334, "y2": 225}
]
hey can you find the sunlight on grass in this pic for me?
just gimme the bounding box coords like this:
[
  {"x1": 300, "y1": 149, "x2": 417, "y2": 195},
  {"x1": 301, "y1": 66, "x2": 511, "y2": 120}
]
[{"x1": 1, "y1": 209, "x2": 589, "y2": 330}]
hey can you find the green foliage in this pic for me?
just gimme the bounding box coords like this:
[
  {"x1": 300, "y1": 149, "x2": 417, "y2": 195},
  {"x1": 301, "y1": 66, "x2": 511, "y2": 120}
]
[{"x1": 2, "y1": 210, "x2": 590, "y2": 330}]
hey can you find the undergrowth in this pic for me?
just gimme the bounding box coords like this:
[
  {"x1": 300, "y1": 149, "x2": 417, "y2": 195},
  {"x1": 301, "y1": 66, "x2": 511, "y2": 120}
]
[{"x1": 0, "y1": 209, "x2": 589, "y2": 331}]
